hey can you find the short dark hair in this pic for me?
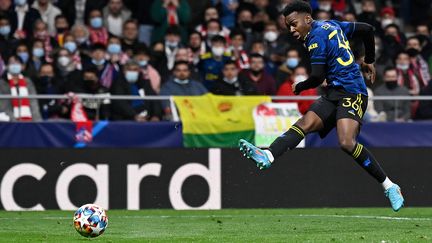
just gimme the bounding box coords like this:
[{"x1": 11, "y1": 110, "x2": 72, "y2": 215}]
[
  {"x1": 83, "y1": 66, "x2": 99, "y2": 76},
  {"x1": 211, "y1": 35, "x2": 226, "y2": 44},
  {"x1": 166, "y1": 25, "x2": 181, "y2": 36},
  {"x1": 229, "y1": 29, "x2": 246, "y2": 40},
  {"x1": 54, "y1": 14, "x2": 67, "y2": 22},
  {"x1": 383, "y1": 66, "x2": 397, "y2": 75},
  {"x1": 223, "y1": 60, "x2": 237, "y2": 68},
  {"x1": 282, "y1": 0, "x2": 312, "y2": 17},
  {"x1": 249, "y1": 53, "x2": 265, "y2": 61},
  {"x1": 173, "y1": 61, "x2": 190, "y2": 70},
  {"x1": 91, "y1": 43, "x2": 107, "y2": 51}
]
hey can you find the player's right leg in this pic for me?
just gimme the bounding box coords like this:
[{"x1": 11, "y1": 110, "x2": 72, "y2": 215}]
[{"x1": 239, "y1": 111, "x2": 324, "y2": 170}]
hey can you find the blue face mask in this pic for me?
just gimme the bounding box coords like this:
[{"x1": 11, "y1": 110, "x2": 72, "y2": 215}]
[
  {"x1": 8, "y1": 63, "x2": 22, "y2": 74},
  {"x1": 286, "y1": 58, "x2": 299, "y2": 68},
  {"x1": 32, "y1": 48, "x2": 44, "y2": 58},
  {"x1": 125, "y1": 71, "x2": 139, "y2": 83},
  {"x1": 138, "y1": 60, "x2": 148, "y2": 67},
  {"x1": 107, "y1": 43, "x2": 121, "y2": 54},
  {"x1": 17, "y1": 52, "x2": 29, "y2": 63},
  {"x1": 90, "y1": 17, "x2": 103, "y2": 29},
  {"x1": 92, "y1": 58, "x2": 106, "y2": 66},
  {"x1": 0, "y1": 25, "x2": 11, "y2": 36},
  {"x1": 64, "y1": 41, "x2": 77, "y2": 53}
]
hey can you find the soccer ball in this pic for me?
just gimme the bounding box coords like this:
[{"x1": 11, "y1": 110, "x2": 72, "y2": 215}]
[{"x1": 73, "y1": 204, "x2": 108, "y2": 238}]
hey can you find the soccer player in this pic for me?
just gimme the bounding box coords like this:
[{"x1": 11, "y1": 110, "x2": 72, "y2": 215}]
[{"x1": 239, "y1": 0, "x2": 404, "y2": 211}]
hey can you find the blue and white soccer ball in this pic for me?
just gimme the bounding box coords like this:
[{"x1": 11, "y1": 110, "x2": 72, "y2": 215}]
[{"x1": 73, "y1": 204, "x2": 108, "y2": 238}]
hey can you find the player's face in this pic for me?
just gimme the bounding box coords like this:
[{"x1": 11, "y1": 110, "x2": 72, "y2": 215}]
[{"x1": 285, "y1": 12, "x2": 312, "y2": 41}]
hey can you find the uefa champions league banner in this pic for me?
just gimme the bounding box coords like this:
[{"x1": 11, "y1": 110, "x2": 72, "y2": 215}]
[
  {"x1": 0, "y1": 122, "x2": 183, "y2": 148},
  {"x1": 0, "y1": 148, "x2": 431, "y2": 210},
  {"x1": 253, "y1": 103, "x2": 303, "y2": 147}
]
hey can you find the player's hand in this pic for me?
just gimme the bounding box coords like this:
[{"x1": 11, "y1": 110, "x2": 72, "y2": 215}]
[{"x1": 362, "y1": 62, "x2": 376, "y2": 84}]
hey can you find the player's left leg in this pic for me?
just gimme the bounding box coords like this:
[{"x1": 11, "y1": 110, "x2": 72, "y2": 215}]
[{"x1": 337, "y1": 118, "x2": 404, "y2": 211}]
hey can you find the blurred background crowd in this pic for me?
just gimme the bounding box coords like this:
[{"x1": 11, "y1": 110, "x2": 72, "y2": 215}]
[{"x1": 0, "y1": 0, "x2": 431, "y2": 122}]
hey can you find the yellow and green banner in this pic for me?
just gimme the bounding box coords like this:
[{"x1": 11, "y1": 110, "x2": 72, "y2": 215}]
[{"x1": 174, "y1": 94, "x2": 270, "y2": 147}]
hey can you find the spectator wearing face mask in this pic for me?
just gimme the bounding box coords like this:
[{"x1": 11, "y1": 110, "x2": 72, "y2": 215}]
[
  {"x1": 395, "y1": 51, "x2": 422, "y2": 96},
  {"x1": 0, "y1": 14, "x2": 18, "y2": 60},
  {"x1": 15, "y1": 41, "x2": 30, "y2": 75},
  {"x1": 380, "y1": 7, "x2": 403, "y2": 30},
  {"x1": 134, "y1": 46, "x2": 161, "y2": 94},
  {"x1": 53, "y1": 15, "x2": 70, "y2": 47},
  {"x1": 374, "y1": 67, "x2": 411, "y2": 122},
  {"x1": 210, "y1": 60, "x2": 257, "y2": 96},
  {"x1": 32, "y1": 0, "x2": 62, "y2": 35},
  {"x1": 198, "y1": 35, "x2": 231, "y2": 91},
  {"x1": 54, "y1": 48, "x2": 82, "y2": 92},
  {"x1": 174, "y1": 47, "x2": 201, "y2": 82},
  {"x1": 107, "y1": 36, "x2": 129, "y2": 65},
  {"x1": 406, "y1": 36, "x2": 431, "y2": 89},
  {"x1": 58, "y1": 0, "x2": 106, "y2": 27},
  {"x1": 276, "y1": 65, "x2": 317, "y2": 115},
  {"x1": 160, "y1": 61, "x2": 207, "y2": 118},
  {"x1": 239, "y1": 53, "x2": 276, "y2": 95},
  {"x1": 111, "y1": 60, "x2": 162, "y2": 121},
  {"x1": 357, "y1": 0, "x2": 383, "y2": 36},
  {"x1": 26, "y1": 39, "x2": 46, "y2": 81},
  {"x1": 34, "y1": 63, "x2": 71, "y2": 120},
  {"x1": 201, "y1": 19, "x2": 230, "y2": 48},
  {"x1": 163, "y1": 26, "x2": 183, "y2": 71},
  {"x1": 0, "y1": 54, "x2": 42, "y2": 121},
  {"x1": 31, "y1": 19, "x2": 58, "y2": 63},
  {"x1": 236, "y1": 8, "x2": 254, "y2": 50},
  {"x1": 10, "y1": 0, "x2": 41, "y2": 39},
  {"x1": 85, "y1": 43, "x2": 120, "y2": 90},
  {"x1": 275, "y1": 47, "x2": 302, "y2": 89},
  {"x1": 195, "y1": 7, "x2": 230, "y2": 41},
  {"x1": 63, "y1": 33, "x2": 87, "y2": 71},
  {"x1": 228, "y1": 29, "x2": 249, "y2": 70},
  {"x1": 74, "y1": 66, "x2": 111, "y2": 120},
  {"x1": 87, "y1": 9, "x2": 109, "y2": 46},
  {"x1": 150, "y1": 0, "x2": 191, "y2": 44},
  {"x1": 262, "y1": 21, "x2": 288, "y2": 68}
]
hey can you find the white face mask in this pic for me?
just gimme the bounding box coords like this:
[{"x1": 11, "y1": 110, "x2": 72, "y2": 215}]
[
  {"x1": 381, "y1": 18, "x2": 394, "y2": 28},
  {"x1": 223, "y1": 77, "x2": 238, "y2": 84},
  {"x1": 294, "y1": 74, "x2": 308, "y2": 84},
  {"x1": 397, "y1": 63, "x2": 409, "y2": 71},
  {"x1": 264, "y1": 31, "x2": 278, "y2": 42},
  {"x1": 212, "y1": 46, "x2": 225, "y2": 57},
  {"x1": 319, "y1": 3, "x2": 332, "y2": 11},
  {"x1": 173, "y1": 78, "x2": 189, "y2": 84},
  {"x1": 58, "y1": 56, "x2": 71, "y2": 66}
]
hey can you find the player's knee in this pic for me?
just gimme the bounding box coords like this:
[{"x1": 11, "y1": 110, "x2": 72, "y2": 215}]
[
  {"x1": 295, "y1": 117, "x2": 316, "y2": 133},
  {"x1": 339, "y1": 138, "x2": 356, "y2": 153}
]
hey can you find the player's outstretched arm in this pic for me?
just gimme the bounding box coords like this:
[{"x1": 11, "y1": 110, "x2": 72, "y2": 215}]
[{"x1": 292, "y1": 64, "x2": 326, "y2": 95}]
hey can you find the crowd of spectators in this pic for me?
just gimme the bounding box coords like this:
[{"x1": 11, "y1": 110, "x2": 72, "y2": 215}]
[{"x1": 0, "y1": 0, "x2": 431, "y2": 122}]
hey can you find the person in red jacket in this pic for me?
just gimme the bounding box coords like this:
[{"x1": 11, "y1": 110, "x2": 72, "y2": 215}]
[{"x1": 276, "y1": 65, "x2": 317, "y2": 114}]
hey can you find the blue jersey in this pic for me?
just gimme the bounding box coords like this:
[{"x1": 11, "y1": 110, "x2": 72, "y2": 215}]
[{"x1": 305, "y1": 20, "x2": 367, "y2": 96}]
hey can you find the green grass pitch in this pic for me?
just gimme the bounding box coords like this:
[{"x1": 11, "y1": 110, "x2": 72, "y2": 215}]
[{"x1": 0, "y1": 208, "x2": 431, "y2": 242}]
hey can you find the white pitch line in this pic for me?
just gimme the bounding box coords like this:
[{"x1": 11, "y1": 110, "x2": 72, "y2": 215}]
[{"x1": 0, "y1": 214, "x2": 431, "y2": 221}]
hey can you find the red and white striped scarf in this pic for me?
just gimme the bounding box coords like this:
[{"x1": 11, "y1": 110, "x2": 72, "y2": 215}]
[
  {"x1": 8, "y1": 74, "x2": 32, "y2": 121},
  {"x1": 397, "y1": 68, "x2": 421, "y2": 94}
]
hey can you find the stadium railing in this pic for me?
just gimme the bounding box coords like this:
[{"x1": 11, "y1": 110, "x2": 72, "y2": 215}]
[{"x1": 1, "y1": 94, "x2": 431, "y2": 121}]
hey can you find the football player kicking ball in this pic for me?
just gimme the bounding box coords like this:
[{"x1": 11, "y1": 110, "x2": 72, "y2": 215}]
[{"x1": 239, "y1": 0, "x2": 404, "y2": 211}]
